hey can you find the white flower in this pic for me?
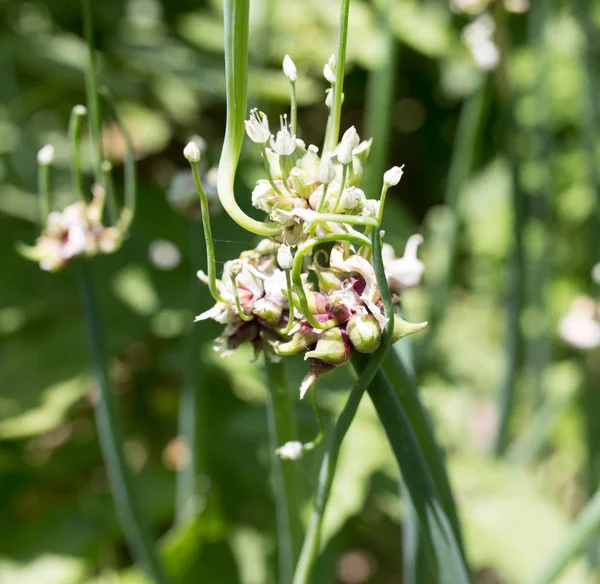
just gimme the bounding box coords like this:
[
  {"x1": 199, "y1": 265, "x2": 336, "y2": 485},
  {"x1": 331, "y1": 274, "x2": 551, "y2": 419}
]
[
  {"x1": 183, "y1": 141, "x2": 201, "y2": 163},
  {"x1": 276, "y1": 441, "x2": 303, "y2": 460},
  {"x1": 384, "y1": 234, "x2": 425, "y2": 291},
  {"x1": 270, "y1": 115, "x2": 296, "y2": 156},
  {"x1": 325, "y1": 88, "x2": 343, "y2": 109},
  {"x1": 558, "y1": 297, "x2": 600, "y2": 350},
  {"x1": 37, "y1": 144, "x2": 54, "y2": 165},
  {"x1": 384, "y1": 165, "x2": 404, "y2": 187},
  {"x1": 323, "y1": 54, "x2": 337, "y2": 83},
  {"x1": 463, "y1": 14, "x2": 500, "y2": 71},
  {"x1": 341, "y1": 126, "x2": 360, "y2": 150},
  {"x1": 245, "y1": 109, "x2": 271, "y2": 144},
  {"x1": 277, "y1": 245, "x2": 294, "y2": 270},
  {"x1": 361, "y1": 199, "x2": 379, "y2": 218},
  {"x1": 282, "y1": 54, "x2": 297, "y2": 82},
  {"x1": 251, "y1": 180, "x2": 276, "y2": 213}
]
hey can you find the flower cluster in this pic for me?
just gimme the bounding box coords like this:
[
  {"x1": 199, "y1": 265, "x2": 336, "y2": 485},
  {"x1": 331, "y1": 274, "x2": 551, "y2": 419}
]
[{"x1": 192, "y1": 54, "x2": 427, "y2": 409}]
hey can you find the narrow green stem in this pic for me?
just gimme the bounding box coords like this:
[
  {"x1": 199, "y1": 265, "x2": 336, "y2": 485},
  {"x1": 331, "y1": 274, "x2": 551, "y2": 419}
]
[
  {"x1": 77, "y1": 262, "x2": 170, "y2": 584},
  {"x1": 307, "y1": 184, "x2": 330, "y2": 238},
  {"x1": 190, "y1": 162, "x2": 226, "y2": 303},
  {"x1": 323, "y1": 0, "x2": 350, "y2": 153},
  {"x1": 176, "y1": 223, "x2": 207, "y2": 525},
  {"x1": 101, "y1": 160, "x2": 118, "y2": 224},
  {"x1": 293, "y1": 226, "x2": 394, "y2": 584},
  {"x1": 292, "y1": 232, "x2": 371, "y2": 329},
  {"x1": 68, "y1": 105, "x2": 87, "y2": 201},
  {"x1": 329, "y1": 164, "x2": 349, "y2": 213},
  {"x1": 81, "y1": 0, "x2": 103, "y2": 180},
  {"x1": 492, "y1": 6, "x2": 525, "y2": 457},
  {"x1": 363, "y1": 0, "x2": 397, "y2": 200},
  {"x1": 527, "y1": 487, "x2": 600, "y2": 584},
  {"x1": 290, "y1": 80, "x2": 297, "y2": 136},
  {"x1": 219, "y1": 0, "x2": 280, "y2": 236},
  {"x1": 264, "y1": 356, "x2": 303, "y2": 584},
  {"x1": 230, "y1": 273, "x2": 253, "y2": 321},
  {"x1": 376, "y1": 183, "x2": 391, "y2": 225},
  {"x1": 278, "y1": 269, "x2": 297, "y2": 336},
  {"x1": 261, "y1": 144, "x2": 285, "y2": 197},
  {"x1": 38, "y1": 161, "x2": 51, "y2": 223},
  {"x1": 302, "y1": 384, "x2": 325, "y2": 452},
  {"x1": 305, "y1": 211, "x2": 378, "y2": 230}
]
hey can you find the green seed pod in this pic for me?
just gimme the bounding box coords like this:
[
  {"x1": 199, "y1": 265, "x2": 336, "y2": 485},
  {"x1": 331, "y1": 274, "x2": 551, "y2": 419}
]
[
  {"x1": 305, "y1": 327, "x2": 351, "y2": 366},
  {"x1": 391, "y1": 317, "x2": 428, "y2": 343},
  {"x1": 347, "y1": 314, "x2": 382, "y2": 353}
]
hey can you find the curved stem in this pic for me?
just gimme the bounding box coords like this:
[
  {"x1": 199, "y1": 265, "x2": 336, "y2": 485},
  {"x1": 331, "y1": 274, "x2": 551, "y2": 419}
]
[
  {"x1": 293, "y1": 227, "x2": 394, "y2": 584},
  {"x1": 329, "y1": 164, "x2": 349, "y2": 213},
  {"x1": 305, "y1": 211, "x2": 378, "y2": 230},
  {"x1": 190, "y1": 162, "x2": 226, "y2": 303},
  {"x1": 278, "y1": 269, "x2": 297, "y2": 336},
  {"x1": 38, "y1": 159, "x2": 51, "y2": 223},
  {"x1": 261, "y1": 144, "x2": 285, "y2": 197},
  {"x1": 219, "y1": 0, "x2": 281, "y2": 236},
  {"x1": 292, "y1": 232, "x2": 371, "y2": 329},
  {"x1": 264, "y1": 356, "x2": 303, "y2": 584},
  {"x1": 101, "y1": 161, "x2": 117, "y2": 224},
  {"x1": 78, "y1": 262, "x2": 170, "y2": 584},
  {"x1": 230, "y1": 273, "x2": 253, "y2": 321},
  {"x1": 68, "y1": 105, "x2": 87, "y2": 201},
  {"x1": 323, "y1": 0, "x2": 351, "y2": 154}
]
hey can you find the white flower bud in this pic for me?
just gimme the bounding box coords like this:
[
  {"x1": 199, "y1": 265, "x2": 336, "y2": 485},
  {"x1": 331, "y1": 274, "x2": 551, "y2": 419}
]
[
  {"x1": 245, "y1": 108, "x2": 271, "y2": 144},
  {"x1": 323, "y1": 54, "x2": 337, "y2": 83},
  {"x1": 335, "y1": 142, "x2": 353, "y2": 166},
  {"x1": 282, "y1": 54, "x2": 297, "y2": 82},
  {"x1": 251, "y1": 180, "x2": 276, "y2": 213},
  {"x1": 277, "y1": 245, "x2": 294, "y2": 270},
  {"x1": 340, "y1": 186, "x2": 366, "y2": 211},
  {"x1": 276, "y1": 441, "x2": 303, "y2": 460},
  {"x1": 325, "y1": 88, "x2": 344, "y2": 109},
  {"x1": 37, "y1": 144, "x2": 54, "y2": 165},
  {"x1": 319, "y1": 156, "x2": 335, "y2": 184},
  {"x1": 229, "y1": 259, "x2": 244, "y2": 278},
  {"x1": 183, "y1": 141, "x2": 201, "y2": 164},
  {"x1": 341, "y1": 126, "x2": 360, "y2": 151},
  {"x1": 361, "y1": 199, "x2": 379, "y2": 218},
  {"x1": 270, "y1": 115, "x2": 296, "y2": 156},
  {"x1": 384, "y1": 165, "x2": 404, "y2": 187},
  {"x1": 73, "y1": 104, "x2": 87, "y2": 116}
]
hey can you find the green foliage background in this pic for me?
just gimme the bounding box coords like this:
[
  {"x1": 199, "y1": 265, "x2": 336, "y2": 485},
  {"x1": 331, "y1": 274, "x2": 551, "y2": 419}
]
[{"x1": 1, "y1": 0, "x2": 599, "y2": 582}]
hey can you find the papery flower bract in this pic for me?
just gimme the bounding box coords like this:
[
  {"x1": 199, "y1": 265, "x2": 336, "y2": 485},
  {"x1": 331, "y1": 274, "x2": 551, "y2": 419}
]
[{"x1": 245, "y1": 109, "x2": 271, "y2": 144}]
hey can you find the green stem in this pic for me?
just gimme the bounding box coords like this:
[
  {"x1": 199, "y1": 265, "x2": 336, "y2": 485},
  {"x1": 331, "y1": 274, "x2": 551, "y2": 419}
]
[
  {"x1": 278, "y1": 269, "x2": 297, "y2": 337},
  {"x1": 261, "y1": 144, "x2": 285, "y2": 197},
  {"x1": 81, "y1": 0, "x2": 103, "y2": 180},
  {"x1": 292, "y1": 232, "x2": 371, "y2": 330},
  {"x1": 329, "y1": 164, "x2": 349, "y2": 213},
  {"x1": 527, "y1": 487, "x2": 600, "y2": 584},
  {"x1": 290, "y1": 80, "x2": 297, "y2": 136},
  {"x1": 305, "y1": 211, "x2": 378, "y2": 230},
  {"x1": 231, "y1": 273, "x2": 254, "y2": 321},
  {"x1": 293, "y1": 226, "x2": 394, "y2": 584},
  {"x1": 363, "y1": 0, "x2": 397, "y2": 199},
  {"x1": 38, "y1": 159, "x2": 51, "y2": 223},
  {"x1": 219, "y1": 0, "x2": 280, "y2": 236},
  {"x1": 323, "y1": 0, "x2": 350, "y2": 154},
  {"x1": 175, "y1": 223, "x2": 207, "y2": 525},
  {"x1": 68, "y1": 105, "x2": 87, "y2": 201},
  {"x1": 190, "y1": 162, "x2": 226, "y2": 303},
  {"x1": 302, "y1": 384, "x2": 325, "y2": 452},
  {"x1": 492, "y1": 6, "x2": 525, "y2": 457},
  {"x1": 78, "y1": 262, "x2": 170, "y2": 584},
  {"x1": 264, "y1": 357, "x2": 303, "y2": 584},
  {"x1": 101, "y1": 160, "x2": 118, "y2": 224}
]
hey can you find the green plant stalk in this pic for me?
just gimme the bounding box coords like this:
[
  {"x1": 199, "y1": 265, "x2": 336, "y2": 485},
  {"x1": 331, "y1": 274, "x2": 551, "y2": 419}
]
[
  {"x1": 289, "y1": 80, "x2": 297, "y2": 136},
  {"x1": 81, "y1": 0, "x2": 103, "y2": 180},
  {"x1": 382, "y1": 348, "x2": 466, "y2": 557},
  {"x1": 101, "y1": 160, "x2": 119, "y2": 224},
  {"x1": 323, "y1": 0, "x2": 350, "y2": 154},
  {"x1": 78, "y1": 261, "x2": 170, "y2": 584},
  {"x1": 401, "y1": 478, "x2": 432, "y2": 584},
  {"x1": 492, "y1": 6, "x2": 526, "y2": 457},
  {"x1": 363, "y1": 0, "x2": 397, "y2": 199},
  {"x1": 175, "y1": 223, "x2": 207, "y2": 526},
  {"x1": 293, "y1": 227, "x2": 395, "y2": 584},
  {"x1": 219, "y1": 0, "x2": 280, "y2": 236},
  {"x1": 264, "y1": 357, "x2": 303, "y2": 584},
  {"x1": 427, "y1": 84, "x2": 489, "y2": 336},
  {"x1": 38, "y1": 161, "x2": 51, "y2": 223},
  {"x1": 68, "y1": 105, "x2": 87, "y2": 201},
  {"x1": 190, "y1": 162, "x2": 225, "y2": 303},
  {"x1": 527, "y1": 486, "x2": 600, "y2": 584}
]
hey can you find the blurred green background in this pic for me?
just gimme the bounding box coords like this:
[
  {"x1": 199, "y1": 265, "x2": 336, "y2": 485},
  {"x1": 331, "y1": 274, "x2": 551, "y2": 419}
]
[{"x1": 2, "y1": 0, "x2": 600, "y2": 582}]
